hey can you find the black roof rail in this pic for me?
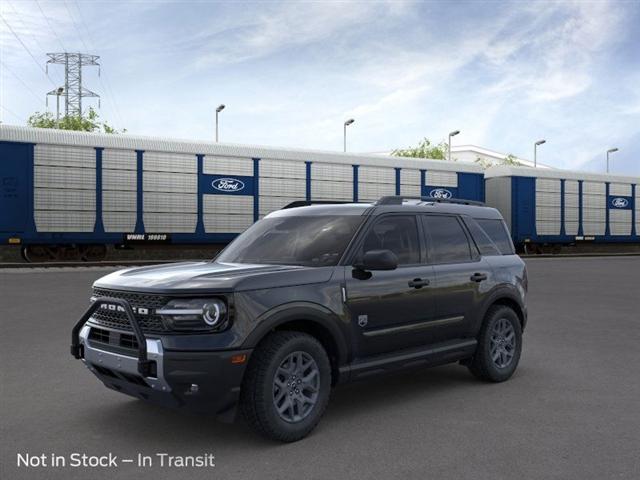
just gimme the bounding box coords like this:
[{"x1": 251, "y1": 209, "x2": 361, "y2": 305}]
[
  {"x1": 281, "y1": 200, "x2": 355, "y2": 209},
  {"x1": 375, "y1": 196, "x2": 485, "y2": 206}
]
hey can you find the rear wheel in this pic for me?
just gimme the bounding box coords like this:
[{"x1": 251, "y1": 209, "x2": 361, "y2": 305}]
[
  {"x1": 468, "y1": 305, "x2": 522, "y2": 382},
  {"x1": 240, "y1": 331, "x2": 331, "y2": 442}
]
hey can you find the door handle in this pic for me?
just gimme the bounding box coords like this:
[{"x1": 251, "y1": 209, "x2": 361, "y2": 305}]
[
  {"x1": 408, "y1": 278, "x2": 430, "y2": 289},
  {"x1": 470, "y1": 272, "x2": 488, "y2": 282}
]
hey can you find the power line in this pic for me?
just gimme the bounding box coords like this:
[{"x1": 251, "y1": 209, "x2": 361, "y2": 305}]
[
  {"x1": 5, "y1": 0, "x2": 65, "y2": 85},
  {"x1": 62, "y1": 0, "x2": 90, "y2": 52},
  {"x1": 0, "y1": 60, "x2": 46, "y2": 104},
  {"x1": 70, "y1": 0, "x2": 125, "y2": 127},
  {"x1": 0, "y1": 104, "x2": 25, "y2": 123},
  {"x1": 34, "y1": 0, "x2": 67, "y2": 52},
  {"x1": 0, "y1": 14, "x2": 57, "y2": 88}
]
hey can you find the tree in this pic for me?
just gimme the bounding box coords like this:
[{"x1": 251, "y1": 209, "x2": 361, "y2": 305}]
[
  {"x1": 474, "y1": 153, "x2": 523, "y2": 169},
  {"x1": 27, "y1": 107, "x2": 125, "y2": 134},
  {"x1": 391, "y1": 138, "x2": 450, "y2": 160}
]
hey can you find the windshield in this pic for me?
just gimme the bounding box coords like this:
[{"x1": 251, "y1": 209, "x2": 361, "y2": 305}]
[{"x1": 216, "y1": 215, "x2": 363, "y2": 267}]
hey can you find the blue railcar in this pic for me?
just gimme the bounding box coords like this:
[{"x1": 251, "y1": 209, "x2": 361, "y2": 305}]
[
  {"x1": 0, "y1": 125, "x2": 485, "y2": 261},
  {"x1": 485, "y1": 166, "x2": 639, "y2": 252}
]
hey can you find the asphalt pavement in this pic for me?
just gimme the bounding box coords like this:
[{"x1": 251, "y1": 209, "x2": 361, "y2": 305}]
[{"x1": 1, "y1": 257, "x2": 639, "y2": 480}]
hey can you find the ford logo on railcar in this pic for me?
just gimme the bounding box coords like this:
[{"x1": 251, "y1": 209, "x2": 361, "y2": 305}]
[
  {"x1": 212, "y1": 178, "x2": 245, "y2": 192},
  {"x1": 611, "y1": 197, "x2": 629, "y2": 208},
  {"x1": 429, "y1": 188, "x2": 453, "y2": 199}
]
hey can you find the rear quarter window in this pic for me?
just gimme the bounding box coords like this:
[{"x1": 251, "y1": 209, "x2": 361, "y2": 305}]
[{"x1": 475, "y1": 218, "x2": 515, "y2": 255}]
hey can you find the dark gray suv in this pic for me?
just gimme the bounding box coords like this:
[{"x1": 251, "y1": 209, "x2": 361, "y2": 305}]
[{"x1": 71, "y1": 196, "x2": 527, "y2": 442}]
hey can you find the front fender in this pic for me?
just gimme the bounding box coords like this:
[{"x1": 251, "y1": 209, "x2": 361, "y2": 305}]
[{"x1": 241, "y1": 302, "x2": 350, "y2": 366}]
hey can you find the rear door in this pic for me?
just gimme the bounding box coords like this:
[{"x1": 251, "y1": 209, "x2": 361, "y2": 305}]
[
  {"x1": 0, "y1": 142, "x2": 30, "y2": 233},
  {"x1": 421, "y1": 214, "x2": 492, "y2": 340}
]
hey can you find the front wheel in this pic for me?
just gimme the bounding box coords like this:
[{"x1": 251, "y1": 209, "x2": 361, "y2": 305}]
[
  {"x1": 468, "y1": 305, "x2": 522, "y2": 382},
  {"x1": 240, "y1": 331, "x2": 331, "y2": 442}
]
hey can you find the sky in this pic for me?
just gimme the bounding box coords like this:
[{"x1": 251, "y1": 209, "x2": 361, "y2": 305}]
[{"x1": 1, "y1": 0, "x2": 639, "y2": 175}]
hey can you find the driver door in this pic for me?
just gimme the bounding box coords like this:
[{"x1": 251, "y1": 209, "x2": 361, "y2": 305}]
[{"x1": 344, "y1": 214, "x2": 436, "y2": 358}]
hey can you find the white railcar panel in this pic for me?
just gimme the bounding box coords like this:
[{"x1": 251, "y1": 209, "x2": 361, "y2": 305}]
[
  {"x1": 358, "y1": 166, "x2": 395, "y2": 184},
  {"x1": 103, "y1": 169, "x2": 136, "y2": 191},
  {"x1": 426, "y1": 171, "x2": 457, "y2": 187},
  {"x1": 609, "y1": 183, "x2": 632, "y2": 196},
  {"x1": 203, "y1": 195, "x2": 253, "y2": 215},
  {"x1": 34, "y1": 210, "x2": 95, "y2": 232},
  {"x1": 103, "y1": 149, "x2": 136, "y2": 170},
  {"x1": 259, "y1": 177, "x2": 305, "y2": 197},
  {"x1": 34, "y1": 165, "x2": 95, "y2": 190},
  {"x1": 535, "y1": 178, "x2": 561, "y2": 193},
  {"x1": 311, "y1": 180, "x2": 353, "y2": 201},
  {"x1": 260, "y1": 159, "x2": 306, "y2": 179},
  {"x1": 582, "y1": 194, "x2": 605, "y2": 209},
  {"x1": 565, "y1": 221, "x2": 579, "y2": 236},
  {"x1": 565, "y1": 180, "x2": 579, "y2": 194},
  {"x1": 359, "y1": 183, "x2": 396, "y2": 202},
  {"x1": 311, "y1": 163, "x2": 353, "y2": 182},
  {"x1": 103, "y1": 191, "x2": 136, "y2": 212},
  {"x1": 400, "y1": 184, "x2": 421, "y2": 196},
  {"x1": 260, "y1": 196, "x2": 294, "y2": 216},
  {"x1": 564, "y1": 193, "x2": 579, "y2": 208},
  {"x1": 34, "y1": 188, "x2": 95, "y2": 212},
  {"x1": 143, "y1": 171, "x2": 197, "y2": 193},
  {"x1": 144, "y1": 192, "x2": 197, "y2": 213},
  {"x1": 583, "y1": 222, "x2": 605, "y2": 236},
  {"x1": 103, "y1": 211, "x2": 136, "y2": 232},
  {"x1": 144, "y1": 151, "x2": 196, "y2": 174},
  {"x1": 144, "y1": 213, "x2": 197, "y2": 233},
  {"x1": 204, "y1": 156, "x2": 253, "y2": 176},
  {"x1": 609, "y1": 210, "x2": 632, "y2": 235},
  {"x1": 400, "y1": 169, "x2": 420, "y2": 186},
  {"x1": 536, "y1": 221, "x2": 560, "y2": 235},
  {"x1": 536, "y1": 191, "x2": 561, "y2": 207},
  {"x1": 582, "y1": 208, "x2": 606, "y2": 222},
  {"x1": 204, "y1": 214, "x2": 253, "y2": 232},
  {"x1": 34, "y1": 144, "x2": 95, "y2": 168},
  {"x1": 582, "y1": 181, "x2": 606, "y2": 195}
]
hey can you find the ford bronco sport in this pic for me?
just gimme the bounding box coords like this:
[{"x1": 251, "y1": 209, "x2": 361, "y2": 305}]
[{"x1": 71, "y1": 196, "x2": 527, "y2": 442}]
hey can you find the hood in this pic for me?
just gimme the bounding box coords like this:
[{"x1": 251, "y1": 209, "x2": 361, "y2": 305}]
[{"x1": 93, "y1": 261, "x2": 335, "y2": 294}]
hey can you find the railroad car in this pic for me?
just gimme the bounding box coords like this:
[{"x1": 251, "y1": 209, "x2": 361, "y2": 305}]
[
  {"x1": 0, "y1": 125, "x2": 484, "y2": 261},
  {"x1": 485, "y1": 165, "x2": 639, "y2": 253}
]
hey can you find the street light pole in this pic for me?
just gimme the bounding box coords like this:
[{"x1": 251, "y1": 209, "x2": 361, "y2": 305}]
[
  {"x1": 606, "y1": 148, "x2": 618, "y2": 173},
  {"x1": 448, "y1": 130, "x2": 460, "y2": 162},
  {"x1": 56, "y1": 87, "x2": 64, "y2": 123},
  {"x1": 534, "y1": 139, "x2": 546, "y2": 168},
  {"x1": 215, "y1": 104, "x2": 225, "y2": 142},
  {"x1": 344, "y1": 118, "x2": 354, "y2": 152}
]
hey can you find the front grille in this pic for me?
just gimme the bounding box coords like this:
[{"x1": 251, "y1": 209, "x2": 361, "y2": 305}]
[
  {"x1": 88, "y1": 327, "x2": 140, "y2": 353},
  {"x1": 90, "y1": 288, "x2": 169, "y2": 332}
]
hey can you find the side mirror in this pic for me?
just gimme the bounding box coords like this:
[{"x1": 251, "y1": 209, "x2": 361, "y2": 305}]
[{"x1": 354, "y1": 249, "x2": 398, "y2": 271}]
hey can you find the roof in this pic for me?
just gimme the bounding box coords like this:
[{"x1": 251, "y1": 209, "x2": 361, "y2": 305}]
[
  {"x1": 484, "y1": 165, "x2": 639, "y2": 184},
  {"x1": 451, "y1": 144, "x2": 553, "y2": 169},
  {"x1": 0, "y1": 124, "x2": 483, "y2": 174}
]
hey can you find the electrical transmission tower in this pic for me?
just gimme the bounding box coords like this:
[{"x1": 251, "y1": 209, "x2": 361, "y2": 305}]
[{"x1": 46, "y1": 53, "x2": 100, "y2": 117}]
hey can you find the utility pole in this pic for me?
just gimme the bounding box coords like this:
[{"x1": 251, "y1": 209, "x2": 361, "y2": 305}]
[
  {"x1": 46, "y1": 53, "x2": 100, "y2": 117},
  {"x1": 344, "y1": 119, "x2": 354, "y2": 152},
  {"x1": 215, "y1": 104, "x2": 225, "y2": 142}
]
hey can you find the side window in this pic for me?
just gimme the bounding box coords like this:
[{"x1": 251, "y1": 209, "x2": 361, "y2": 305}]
[
  {"x1": 423, "y1": 215, "x2": 473, "y2": 264},
  {"x1": 464, "y1": 217, "x2": 501, "y2": 256},
  {"x1": 476, "y1": 219, "x2": 515, "y2": 255},
  {"x1": 359, "y1": 216, "x2": 420, "y2": 265}
]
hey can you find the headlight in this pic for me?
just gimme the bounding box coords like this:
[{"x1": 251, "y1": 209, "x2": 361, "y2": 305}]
[{"x1": 157, "y1": 298, "x2": 228, "y2": 331}]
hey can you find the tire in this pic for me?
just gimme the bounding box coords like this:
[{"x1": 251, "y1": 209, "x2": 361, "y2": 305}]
[
  {"x1": 240, "y1": 331, "x2": 332, "y2": 442},
  {"x1": 468, "y1": 305, "x2": 522, "y2": 382}
]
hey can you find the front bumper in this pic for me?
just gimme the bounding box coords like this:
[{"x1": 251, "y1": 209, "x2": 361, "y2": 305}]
[
  {"x1": 72, "y1": 298, "x2": 251, "y2": 421},
  {"x1": 78, "y1": 325, "x2": 251, "y2": 420}
]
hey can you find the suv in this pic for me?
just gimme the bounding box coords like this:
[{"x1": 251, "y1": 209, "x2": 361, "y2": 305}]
[{"x1": 71, "y1": 196, "x2": 527, "y2": 442}]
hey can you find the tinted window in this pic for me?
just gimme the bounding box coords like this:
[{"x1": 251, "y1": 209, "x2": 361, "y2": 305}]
[
  {"x1": 216, "y1": 215, "x2": 363, "y2": 266},
  {"x1": 359, "y1": 216, "x2": 420, "y2": 265},
  {"x1": 423, "y1": 215, "x2": 472, "y2": 264},
  {"x1": 476, "y1": 219, "x2": 515, "y2": 255},
  {"x1": 464, "y1": 218, "x2": 501, "y2": 256}
]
